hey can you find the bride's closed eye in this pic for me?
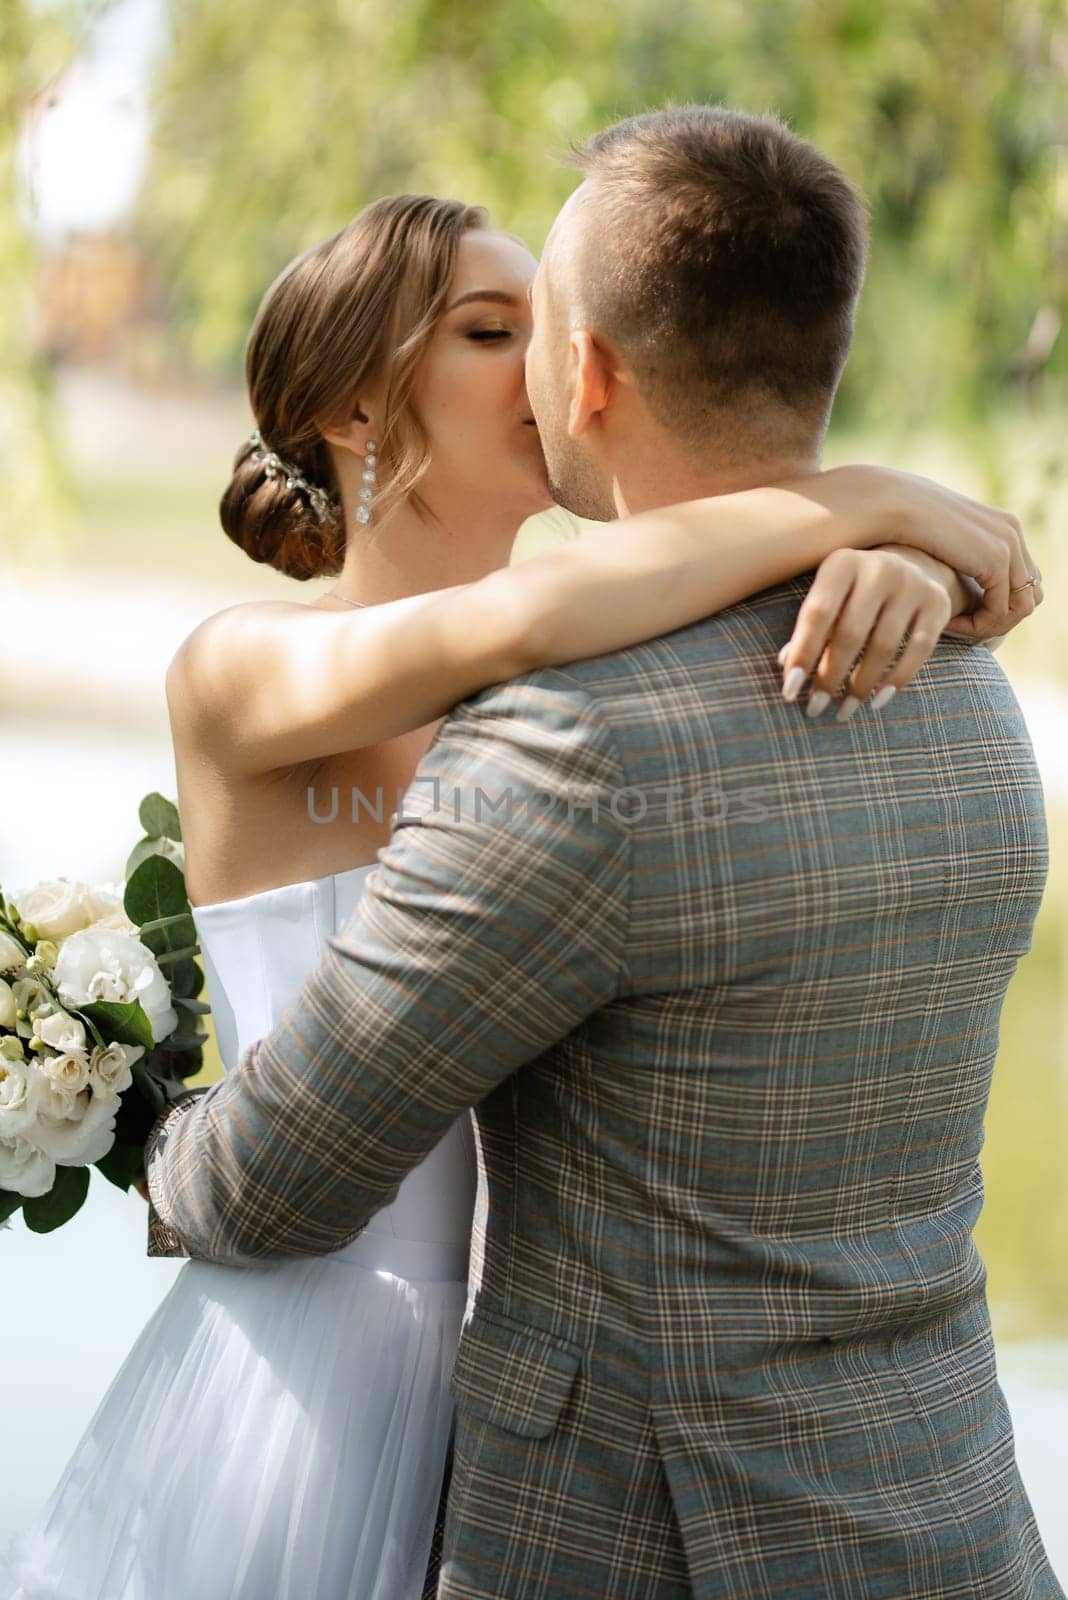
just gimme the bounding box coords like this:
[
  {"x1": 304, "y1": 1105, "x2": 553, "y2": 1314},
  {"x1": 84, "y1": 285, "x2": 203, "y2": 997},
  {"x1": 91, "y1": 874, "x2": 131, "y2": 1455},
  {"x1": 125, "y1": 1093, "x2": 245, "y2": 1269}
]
[{"x1": 466, "y1": 327, "x2": 512, "y2": 342}]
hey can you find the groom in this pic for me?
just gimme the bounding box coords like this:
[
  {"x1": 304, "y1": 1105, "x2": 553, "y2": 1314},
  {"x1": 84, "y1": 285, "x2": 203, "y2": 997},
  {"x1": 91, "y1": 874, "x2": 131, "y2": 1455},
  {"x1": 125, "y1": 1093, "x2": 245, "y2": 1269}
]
[{"x1": 147, "y1": 107, "x2": 1058, "y2": 1597}]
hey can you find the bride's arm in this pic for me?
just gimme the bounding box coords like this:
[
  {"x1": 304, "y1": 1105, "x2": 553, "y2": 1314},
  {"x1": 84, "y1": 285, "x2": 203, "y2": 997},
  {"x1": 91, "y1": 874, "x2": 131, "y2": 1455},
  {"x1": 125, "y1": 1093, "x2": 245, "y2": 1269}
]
[{"x1": 170, "y1": 464, "x2": 1035, "y2": 773}]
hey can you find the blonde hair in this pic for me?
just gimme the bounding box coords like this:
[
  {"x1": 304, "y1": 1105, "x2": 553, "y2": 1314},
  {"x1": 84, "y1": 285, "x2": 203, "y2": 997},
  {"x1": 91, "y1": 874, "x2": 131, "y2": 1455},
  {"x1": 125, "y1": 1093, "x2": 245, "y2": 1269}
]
[{"x1": 220, "y1": 194, "x2": 488, "y2": 579}]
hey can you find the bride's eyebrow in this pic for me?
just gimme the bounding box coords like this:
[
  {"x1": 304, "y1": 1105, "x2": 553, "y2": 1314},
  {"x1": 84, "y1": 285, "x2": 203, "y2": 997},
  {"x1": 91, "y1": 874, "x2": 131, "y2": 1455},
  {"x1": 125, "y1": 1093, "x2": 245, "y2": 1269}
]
[{"x1": 445, "y1": 289, "x2": 523, "y2": 313}]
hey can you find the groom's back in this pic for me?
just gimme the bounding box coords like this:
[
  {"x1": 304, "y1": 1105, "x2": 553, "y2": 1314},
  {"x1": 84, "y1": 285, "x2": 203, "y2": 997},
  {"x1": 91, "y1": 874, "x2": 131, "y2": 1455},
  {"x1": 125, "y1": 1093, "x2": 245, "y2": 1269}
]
[
  {"x1": 480, "y1": 577, "x2": 1048, "y2": 1330},
  {"x1": 461, "y1": 577, "x2": 1054, "y2": 1598}
]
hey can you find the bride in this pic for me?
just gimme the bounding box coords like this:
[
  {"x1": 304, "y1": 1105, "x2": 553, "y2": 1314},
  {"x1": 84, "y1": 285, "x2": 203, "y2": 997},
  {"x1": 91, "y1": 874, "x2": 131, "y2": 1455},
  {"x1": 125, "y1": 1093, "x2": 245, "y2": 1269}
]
[{"x1": 2, "y1": 192, "x2": 1030, "y2": 1600}]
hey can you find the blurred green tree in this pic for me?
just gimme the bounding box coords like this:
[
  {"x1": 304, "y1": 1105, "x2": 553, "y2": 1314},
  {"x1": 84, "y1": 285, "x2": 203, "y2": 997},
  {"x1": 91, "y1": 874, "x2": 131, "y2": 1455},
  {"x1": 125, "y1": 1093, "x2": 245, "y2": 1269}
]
[
  {"x1": 1, "y1": 1, "x2": 86, "y2": 546},
  {"x1": 2, "y1": 0, "x2": 125, "y2": 549},
  {"x1": 138, "y1": 0, "x2": 1066, "y2": 437}
]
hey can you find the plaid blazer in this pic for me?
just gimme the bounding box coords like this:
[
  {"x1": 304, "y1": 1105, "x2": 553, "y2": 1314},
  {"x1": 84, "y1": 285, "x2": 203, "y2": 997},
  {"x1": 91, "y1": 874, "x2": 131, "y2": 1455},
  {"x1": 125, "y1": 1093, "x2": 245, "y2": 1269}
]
[{"x1": 146, "y1": 577, "x2": 1060, "y2": 1600}]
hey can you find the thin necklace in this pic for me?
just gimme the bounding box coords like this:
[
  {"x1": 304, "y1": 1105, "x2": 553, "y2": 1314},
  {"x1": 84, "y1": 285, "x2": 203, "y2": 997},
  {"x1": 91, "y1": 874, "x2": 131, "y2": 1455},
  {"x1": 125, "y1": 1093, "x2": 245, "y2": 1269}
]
[{"x1": 327, "y1": 591, "x2": 367, "y2": 607}]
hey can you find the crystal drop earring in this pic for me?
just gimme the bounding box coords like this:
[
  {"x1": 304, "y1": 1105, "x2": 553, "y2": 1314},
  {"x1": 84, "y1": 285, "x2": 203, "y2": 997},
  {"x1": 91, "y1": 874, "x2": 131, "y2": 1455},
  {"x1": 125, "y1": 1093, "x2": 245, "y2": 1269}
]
[{"x1": 355, "y1": 439, "x2": 378, "y2": 525}]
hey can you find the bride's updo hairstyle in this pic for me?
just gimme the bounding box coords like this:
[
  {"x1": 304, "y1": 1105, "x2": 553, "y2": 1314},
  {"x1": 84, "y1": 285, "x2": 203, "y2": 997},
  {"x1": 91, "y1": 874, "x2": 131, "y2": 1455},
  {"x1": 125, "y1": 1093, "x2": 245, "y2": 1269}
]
[{"x1": 221, "y1": 194, "x2": 489, "y2": 580}]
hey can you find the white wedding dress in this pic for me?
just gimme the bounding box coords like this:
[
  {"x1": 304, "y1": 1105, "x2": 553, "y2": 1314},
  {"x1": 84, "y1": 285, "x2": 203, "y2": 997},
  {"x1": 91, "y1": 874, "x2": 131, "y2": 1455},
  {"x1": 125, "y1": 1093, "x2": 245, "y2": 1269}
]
[{"x1": 2, "y1": 863, "x2": 478, "y2": 1600}]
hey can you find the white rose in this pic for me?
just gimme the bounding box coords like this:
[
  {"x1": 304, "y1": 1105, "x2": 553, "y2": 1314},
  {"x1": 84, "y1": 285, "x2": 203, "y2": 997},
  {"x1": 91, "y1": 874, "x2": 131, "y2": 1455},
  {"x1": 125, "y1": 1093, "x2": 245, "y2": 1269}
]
[
  {"x1": 0, "y1": 1135, "x2": 56, "y2": 1198},
  {"x1": 33, "y1": 1088, "x2": 119, "y2": 1166},
  {"x1": 33, "y1": 1010, "x2": 87, "y2": 1056},
  {"x1": 0, "y1": 1058, "x2": 42, "y2": 1138},
  {"x1": 36, "y1": 1046, "x2": 91, "y2": 1096},
  {"x1": 14, "y1": 879, "x2": 94, "y2": 941},
  {"x1": 35, "y1": 1073, "x2": 81, "y2": 1122},
  {"x1": 95, "y1": 909, "x2": 140, "y2": 934},
  {"x1": 85, "y1": 883, "x2": 138, "y2": 936},
  {"x1": 11, "y1": 977, "x2": 54, "y2": 1039},
  {"x1": 0, "y1": 977, "x2": 16, "y2": 1029},
  {"x1": 53, "y1": 928, "x2": 177, "y2": 1045},
  {"x1": 0, "y1": 931, "x2": 26, "y2": 976},
  {"x1": 89, "y1": 1041, "x2": 142, "y2": 1098}
]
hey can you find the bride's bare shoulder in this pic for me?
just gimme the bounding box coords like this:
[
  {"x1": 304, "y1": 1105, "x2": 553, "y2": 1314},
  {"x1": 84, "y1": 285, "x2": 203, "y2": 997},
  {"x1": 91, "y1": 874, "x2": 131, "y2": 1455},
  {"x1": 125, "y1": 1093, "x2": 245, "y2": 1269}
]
[
  {"x1": 171, "y1": 597, "x2": 326, "y2": 663},
  {"x1": 166, "y1": 599, "x2": 320, "y2": 721}
]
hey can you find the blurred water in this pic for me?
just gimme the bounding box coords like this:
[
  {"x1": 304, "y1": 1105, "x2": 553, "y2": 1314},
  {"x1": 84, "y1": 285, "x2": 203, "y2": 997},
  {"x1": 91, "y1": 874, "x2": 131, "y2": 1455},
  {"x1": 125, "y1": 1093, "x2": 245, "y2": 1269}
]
[{"x1": 0, "y1": 714, "x2": 176, "y2": 886}]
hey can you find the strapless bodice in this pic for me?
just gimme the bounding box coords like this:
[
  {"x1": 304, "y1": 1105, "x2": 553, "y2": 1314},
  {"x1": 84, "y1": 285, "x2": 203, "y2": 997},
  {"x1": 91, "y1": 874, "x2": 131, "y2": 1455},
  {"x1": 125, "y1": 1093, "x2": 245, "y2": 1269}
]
[{"x1": 190, "y1": 864, "x2": 477, "y2": 1272}]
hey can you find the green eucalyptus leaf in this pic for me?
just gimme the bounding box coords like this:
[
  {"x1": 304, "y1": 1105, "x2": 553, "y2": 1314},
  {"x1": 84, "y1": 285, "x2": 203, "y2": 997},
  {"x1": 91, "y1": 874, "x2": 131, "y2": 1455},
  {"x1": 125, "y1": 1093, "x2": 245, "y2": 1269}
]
[
  {"x1": 115, "y1": 1080, "x2": 159, "y2": 1143},
  {"x1": 132, "y1": 1058, "x2": 168, "y2": 1114},
  {"x1": 22, "y1": 1165, "x2": 91, "y2": 1233},
  {"x1": 162, "y1": 1030, "x2": 209, "y2": 1051},
  {"x1": 140, "y1": 922, "x2": 198, "y2": 963},
  {"x1": 168, "y1": 1051, "x2": 205, "y2": 1082},
  {"x1": 139, "y1": 793, "x2": 183, "y2": 842},
  {"x1": 81, "y1": 999, "x2": 155, "y2": 1051},
  {"x1": 0, "y1": 1189, "x2": 24, "y2": 1225},
  {"x1": 169, "y1": 960, "x2": 206, "y2": 1000},
  {"x1": 173, "y1": 995, "x2": 211, "y2": 1016},
  {"x1": 138, "y1": 912, "x2": 195, "y2": 935},
  {"x1": 126, "y1": 835, "x2": 184, "y2": 880},
  {"x1": 77, "y1": 1010, "x2": 108, "y2": 1051},
  {"x1": 152, "y1": 1038, "x2": 205, "y2": 1080},
  {"x1": 153, "y1": 944, "x2": 199, "y2": 966},
  {"x1": 95, "y1": 1141, "x2": 149, "y2": 1193},
  {"x1": 125, "y1": 854, "x2": 189, "y2": 931}
]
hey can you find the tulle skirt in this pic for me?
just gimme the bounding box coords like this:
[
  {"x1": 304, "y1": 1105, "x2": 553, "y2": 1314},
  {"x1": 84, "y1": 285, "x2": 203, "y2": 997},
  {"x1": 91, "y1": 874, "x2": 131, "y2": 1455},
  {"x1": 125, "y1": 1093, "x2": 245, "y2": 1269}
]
[{"x1": 1, "y1": 1234, "x2": 469, "y2": 1599}]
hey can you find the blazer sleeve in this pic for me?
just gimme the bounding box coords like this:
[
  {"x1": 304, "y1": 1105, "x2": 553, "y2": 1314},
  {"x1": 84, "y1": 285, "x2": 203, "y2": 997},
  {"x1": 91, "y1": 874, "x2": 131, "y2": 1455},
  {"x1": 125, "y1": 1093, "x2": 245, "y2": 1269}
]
[{"x1": 145, "y1": 674, "x2": 632, "y2": 1261}]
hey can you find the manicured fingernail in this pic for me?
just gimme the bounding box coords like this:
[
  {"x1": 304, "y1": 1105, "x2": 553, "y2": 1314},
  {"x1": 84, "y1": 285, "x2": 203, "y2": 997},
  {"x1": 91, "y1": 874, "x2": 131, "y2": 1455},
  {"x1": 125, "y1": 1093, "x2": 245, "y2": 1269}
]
[
  {"x1": 836, "y1": 696, "x2": 862, "y2": 723},
  {"x1": 782, "y1": 666, "x2": 806, "y2": 702},
  {"x1": 777, "y1": 644, "x2": 789, "y2": 666},
  {"x1": 806, "y1": 691, "x2": 831, "y2": 718},
  {"x1": 871, "y1": 685, "x2": 897, "y2": 712}
]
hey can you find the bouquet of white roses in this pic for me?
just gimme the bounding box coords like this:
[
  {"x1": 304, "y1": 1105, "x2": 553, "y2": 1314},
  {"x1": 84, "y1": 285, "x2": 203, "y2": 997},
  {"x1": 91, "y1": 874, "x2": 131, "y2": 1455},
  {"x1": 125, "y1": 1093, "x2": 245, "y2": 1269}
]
[{"x1": 0, "y1": 794, "x2": 210, "y2": 1234}]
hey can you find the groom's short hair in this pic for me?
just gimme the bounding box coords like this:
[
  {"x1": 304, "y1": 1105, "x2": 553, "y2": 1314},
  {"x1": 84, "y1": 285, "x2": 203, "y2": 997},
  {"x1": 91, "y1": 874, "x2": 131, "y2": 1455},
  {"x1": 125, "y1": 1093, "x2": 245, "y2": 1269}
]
[{"x1": 567, "y1": 105, "x2": 868, "y2": 456}]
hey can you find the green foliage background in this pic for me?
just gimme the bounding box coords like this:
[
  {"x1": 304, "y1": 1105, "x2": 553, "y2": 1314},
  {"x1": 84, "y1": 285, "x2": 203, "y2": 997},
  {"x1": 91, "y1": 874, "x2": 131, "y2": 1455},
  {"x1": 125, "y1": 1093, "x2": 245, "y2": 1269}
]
[
  {"x1": 0, "y1": 0, "x2": 103, "y2": 540},
  {"x1": 5, "y1": 0, "x2": 1065, "y2": 510},
  {"x1": 135, "y1": 0, "x2": 1066, "y2": 433}
]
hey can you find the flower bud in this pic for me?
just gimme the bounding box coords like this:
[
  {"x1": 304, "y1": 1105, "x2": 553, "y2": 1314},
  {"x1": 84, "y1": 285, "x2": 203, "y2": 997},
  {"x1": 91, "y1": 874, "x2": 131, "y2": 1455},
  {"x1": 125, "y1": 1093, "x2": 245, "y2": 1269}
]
[
  {"x1": 20, "y1": 923, "x2": 39, "y2": 945},
  {"x1": 0, "y1": 1035, "x2": 25, "y2": 1062},
  {"x1": 0, "y1": 931, "x2": 25, "y2": 976},
  {"x1": 34, "y1": 940, "x2": 60, "y2": 970}
]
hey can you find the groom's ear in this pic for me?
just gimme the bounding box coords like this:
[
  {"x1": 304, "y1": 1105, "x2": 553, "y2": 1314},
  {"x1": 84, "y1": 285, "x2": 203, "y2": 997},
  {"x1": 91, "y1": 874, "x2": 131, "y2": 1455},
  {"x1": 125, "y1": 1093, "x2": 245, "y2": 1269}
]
[{"x1": 567, "y1": 330, "x2": 615, "y2": 439}]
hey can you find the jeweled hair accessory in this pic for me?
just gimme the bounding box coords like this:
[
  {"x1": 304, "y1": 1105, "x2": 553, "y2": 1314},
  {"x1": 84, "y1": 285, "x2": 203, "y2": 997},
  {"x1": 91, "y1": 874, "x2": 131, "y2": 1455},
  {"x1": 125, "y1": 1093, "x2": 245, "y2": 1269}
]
[{"x1": 248, "y1": 428, "x2": 332, "y2": 523}]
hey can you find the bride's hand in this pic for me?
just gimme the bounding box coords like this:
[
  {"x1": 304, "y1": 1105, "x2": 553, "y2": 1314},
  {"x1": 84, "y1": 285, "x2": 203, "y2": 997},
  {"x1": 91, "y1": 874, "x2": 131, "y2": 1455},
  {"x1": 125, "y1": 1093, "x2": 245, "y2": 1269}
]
[
  {"x1": 840, "y1": 464, "x2": 1043, "y2": 636},
  {"x1": 777, "y1": 548, "x2": 955, "y2": 720}
]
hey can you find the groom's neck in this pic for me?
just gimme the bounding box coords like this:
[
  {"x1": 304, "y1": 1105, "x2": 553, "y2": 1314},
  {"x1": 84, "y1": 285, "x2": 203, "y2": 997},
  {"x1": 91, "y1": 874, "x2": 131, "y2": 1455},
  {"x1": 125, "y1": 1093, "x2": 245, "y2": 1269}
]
[{"x1": 608, "y1": 448, "x2": 823, "y2": 518}]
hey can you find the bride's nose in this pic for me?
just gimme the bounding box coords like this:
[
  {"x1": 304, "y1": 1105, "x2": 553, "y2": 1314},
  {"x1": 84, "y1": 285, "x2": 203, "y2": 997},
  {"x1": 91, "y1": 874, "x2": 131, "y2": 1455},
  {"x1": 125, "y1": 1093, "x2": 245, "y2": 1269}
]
[
  {"x1": 516, "y1": 370, "x2": 537, "y2": 417},
  {"x1": 511, "y1": 344, "x2": 533, "y2": 397}
]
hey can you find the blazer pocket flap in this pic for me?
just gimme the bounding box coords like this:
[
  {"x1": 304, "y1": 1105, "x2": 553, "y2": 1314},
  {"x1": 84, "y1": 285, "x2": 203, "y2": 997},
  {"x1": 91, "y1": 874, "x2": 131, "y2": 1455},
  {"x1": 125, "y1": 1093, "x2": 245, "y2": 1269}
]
[{"x1": 449, "y1": 1309, "x2": 582, "y2": 1440}]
